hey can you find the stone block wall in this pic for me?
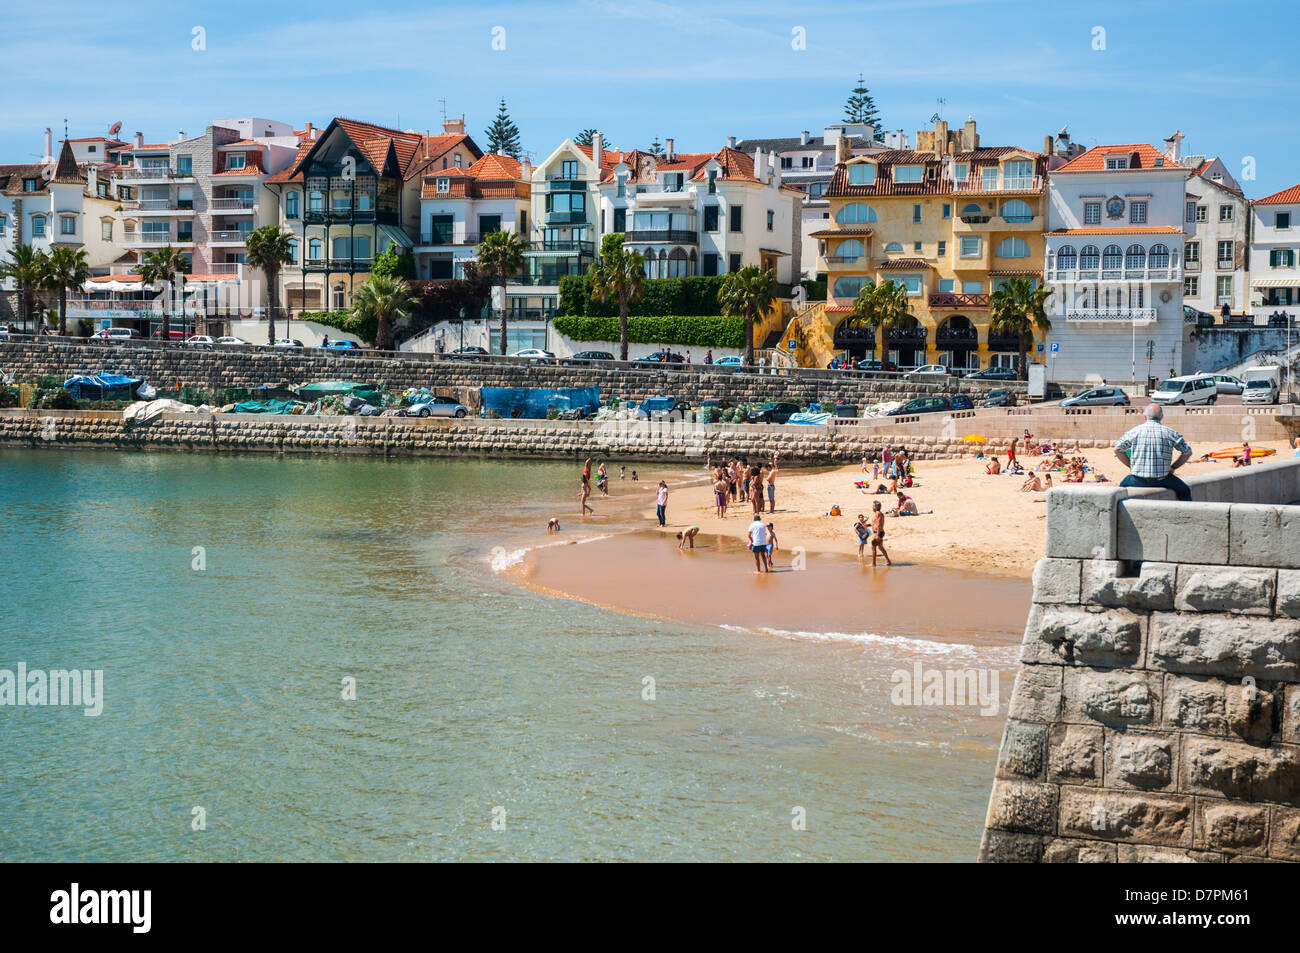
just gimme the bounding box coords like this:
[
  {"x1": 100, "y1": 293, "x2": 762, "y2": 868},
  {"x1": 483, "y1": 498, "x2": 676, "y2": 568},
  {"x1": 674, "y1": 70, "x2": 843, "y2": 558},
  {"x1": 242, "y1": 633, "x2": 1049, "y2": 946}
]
[{"x1": 980, "y1": 459, "x2": 1300, "y2": 862}]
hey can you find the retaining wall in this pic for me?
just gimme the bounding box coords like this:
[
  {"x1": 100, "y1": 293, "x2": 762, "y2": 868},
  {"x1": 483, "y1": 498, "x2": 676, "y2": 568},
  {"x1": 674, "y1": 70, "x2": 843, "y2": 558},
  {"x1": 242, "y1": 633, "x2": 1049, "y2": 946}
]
[{"x1": 980, "y1": 459, "x2": 1300, "y2": 862}]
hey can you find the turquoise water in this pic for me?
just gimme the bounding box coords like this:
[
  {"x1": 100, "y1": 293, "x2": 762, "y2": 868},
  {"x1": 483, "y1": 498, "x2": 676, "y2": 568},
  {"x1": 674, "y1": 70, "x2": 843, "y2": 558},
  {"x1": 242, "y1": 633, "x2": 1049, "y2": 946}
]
[{"x1": 0, "y1": 449, "x2": 1020, "y2": 861}]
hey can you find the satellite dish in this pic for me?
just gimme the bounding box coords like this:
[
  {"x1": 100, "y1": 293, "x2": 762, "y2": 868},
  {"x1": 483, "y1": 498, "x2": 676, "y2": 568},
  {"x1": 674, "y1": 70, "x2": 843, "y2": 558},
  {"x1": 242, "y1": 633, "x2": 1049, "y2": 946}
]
[{"x1": 109, "y1": 121, "x2": 123, "y2": 137}]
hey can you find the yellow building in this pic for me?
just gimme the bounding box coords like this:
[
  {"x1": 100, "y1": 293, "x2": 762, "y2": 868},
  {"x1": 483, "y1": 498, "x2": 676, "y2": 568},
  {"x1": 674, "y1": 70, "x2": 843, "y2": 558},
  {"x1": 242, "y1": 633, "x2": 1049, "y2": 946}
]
[{"x1": 818, "y1": 118, "x2": 1049, "y2": 371}]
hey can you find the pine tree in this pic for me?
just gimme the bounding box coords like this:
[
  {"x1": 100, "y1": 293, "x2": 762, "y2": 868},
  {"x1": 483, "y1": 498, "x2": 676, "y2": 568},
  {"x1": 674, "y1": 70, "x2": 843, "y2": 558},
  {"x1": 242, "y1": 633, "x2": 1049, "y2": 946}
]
[
  {"x1": 648, "y1": 137, "x2": 664, "y2": 156},
  {"x1": 575, "y1": 129, "x2": 612, "y2": 150},
  {"x1": 843, "y1": 74, "x2": 882, "y2": 132},
  {"x1": 484, "y1": 99, "x2": 522, "y2": 158}
]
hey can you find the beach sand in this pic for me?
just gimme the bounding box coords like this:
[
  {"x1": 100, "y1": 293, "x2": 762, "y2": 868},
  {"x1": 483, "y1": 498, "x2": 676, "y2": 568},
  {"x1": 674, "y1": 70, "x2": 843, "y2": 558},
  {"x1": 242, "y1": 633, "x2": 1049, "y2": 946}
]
[{"x1": 657, "y1": 438, "x2": 1296, "y2": 580}]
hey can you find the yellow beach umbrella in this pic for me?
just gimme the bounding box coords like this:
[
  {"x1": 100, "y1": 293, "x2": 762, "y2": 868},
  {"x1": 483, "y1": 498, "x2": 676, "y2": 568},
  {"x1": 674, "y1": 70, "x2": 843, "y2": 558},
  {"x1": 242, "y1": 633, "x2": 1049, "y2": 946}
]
[{"x1": 962, "y1": 434, "x2": 987, "y2": 443}]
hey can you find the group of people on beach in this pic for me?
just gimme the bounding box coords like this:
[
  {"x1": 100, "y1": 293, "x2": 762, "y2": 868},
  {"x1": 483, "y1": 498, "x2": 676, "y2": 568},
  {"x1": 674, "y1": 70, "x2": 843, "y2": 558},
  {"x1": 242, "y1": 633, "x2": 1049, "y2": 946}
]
[
  {"x1": 983, "y1": 431, "x2": 1109, "y2": 492},
  {"x1": 706, "y1": 451, "x2": 778, "y2": 519}
]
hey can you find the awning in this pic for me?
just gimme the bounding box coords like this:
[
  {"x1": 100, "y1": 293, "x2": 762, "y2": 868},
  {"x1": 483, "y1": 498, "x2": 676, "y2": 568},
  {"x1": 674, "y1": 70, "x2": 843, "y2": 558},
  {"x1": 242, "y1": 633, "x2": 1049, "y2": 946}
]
[
  {"x1": 379, "y1": 224, "x2": 414, "y2": 250},
  {"x1": 1252, "y1": 277, "x2": 1300, "y2": 289}
]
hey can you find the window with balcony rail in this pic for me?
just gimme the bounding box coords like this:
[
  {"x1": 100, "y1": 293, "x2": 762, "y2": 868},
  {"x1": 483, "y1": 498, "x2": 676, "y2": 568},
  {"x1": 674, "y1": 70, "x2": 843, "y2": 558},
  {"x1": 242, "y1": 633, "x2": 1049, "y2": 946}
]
[
  {"x1": 999, "y1": 199, "x2": 1033, "y2": 223},
  {"x1": 1057, "y1": 245, "x2": 1077, "y2": 270},
  {"x1": 1125, "y1": 244, "x2": 1146, "y2": 269},
  {"x1": 1101, "y1": 245, "x2": 1124, "y2": 269},
  {"x1": 1079, "y1": 245, "x2": 1100, "y2": 269},
  {"x1": 1149, "y1": 244, "x2": 1170, "y2": 268}
]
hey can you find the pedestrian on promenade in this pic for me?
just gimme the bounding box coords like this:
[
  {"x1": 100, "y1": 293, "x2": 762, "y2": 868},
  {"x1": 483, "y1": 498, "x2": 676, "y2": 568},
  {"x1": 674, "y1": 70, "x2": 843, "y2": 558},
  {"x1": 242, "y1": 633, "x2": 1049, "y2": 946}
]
[{"x1": 1114, "y1": 403, "x2": 1193, "y2": 501}]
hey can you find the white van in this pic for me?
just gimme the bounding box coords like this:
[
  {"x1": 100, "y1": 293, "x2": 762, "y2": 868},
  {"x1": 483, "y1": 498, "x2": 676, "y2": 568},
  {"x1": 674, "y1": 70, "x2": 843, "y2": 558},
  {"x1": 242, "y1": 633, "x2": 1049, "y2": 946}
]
[{"x1": 1151, "y1": 374, "x2": 1218, "y2": 406}]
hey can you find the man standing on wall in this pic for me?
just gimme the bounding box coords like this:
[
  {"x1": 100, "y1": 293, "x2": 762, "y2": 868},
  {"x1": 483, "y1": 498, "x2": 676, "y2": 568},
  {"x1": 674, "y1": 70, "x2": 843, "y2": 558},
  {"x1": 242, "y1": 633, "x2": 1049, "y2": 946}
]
[{"x1": 1114, "y1": 404, "x2": 1193, "y2": 501}]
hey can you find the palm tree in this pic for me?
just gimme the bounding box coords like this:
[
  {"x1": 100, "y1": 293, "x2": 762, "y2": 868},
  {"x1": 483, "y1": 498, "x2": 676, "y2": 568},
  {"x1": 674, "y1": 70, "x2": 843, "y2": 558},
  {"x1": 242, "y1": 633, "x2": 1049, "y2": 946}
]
[
  {"x1": 476, "y1": 230, "x2": 530, "y2": 354},
  {"x1": 245, "y1": 225, "x2": 296, "y2": 344},
  {"x1": 989, "y1": 277, "x2": 1053, "y2": 381},
  {"x1": 849, "y1": 278, "x2": 914, "y2": 358},
  {"x1": 351, "y1": 274, "x2": 419, "y2": 351},
  {"x1": 587, "y1": 234, "x2": 646, "y2": 361},
  {"x1": 134, "y1": 245, "x2": 190, "y2": 340},
  {"x1": 40, "y1": 246, "x2": 91, "y2": 336},
  {"x1": 719, "y1": 265, "x2": 779, "y2": 366},
  {"x1": 0, "y1": 245, "x2": 46, "y2": 333}
]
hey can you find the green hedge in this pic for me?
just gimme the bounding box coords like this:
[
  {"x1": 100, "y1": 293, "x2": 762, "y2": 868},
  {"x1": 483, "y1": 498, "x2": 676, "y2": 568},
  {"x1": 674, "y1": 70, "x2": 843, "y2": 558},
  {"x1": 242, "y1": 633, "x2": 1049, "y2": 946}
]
[
  {"x1": 558, "y1": 275, "x2": 729, "y2": 318},
  {"x1": 801, "y1": 276, "x2": 827, "y2": 301},
  {"x1": 299, "y1": 310, "x2": 375, "y2": 345},
  {"x1": 554, "y1": 314, "x2": 744, "y2": 349}
]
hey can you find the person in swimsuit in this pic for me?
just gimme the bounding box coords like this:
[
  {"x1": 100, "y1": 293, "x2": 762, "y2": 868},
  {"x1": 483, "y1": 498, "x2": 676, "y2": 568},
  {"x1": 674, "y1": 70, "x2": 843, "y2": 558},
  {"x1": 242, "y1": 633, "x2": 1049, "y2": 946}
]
[
  {"x1": 713, "y1": 468, "x2": 729, "y2": 518},
  {"x1": 750, "y1": 467, "x2": 765, "y2": 516},
  {"x1": 765, "y1": 451, "x2": 778, "y2": 513},
  {"x1": 677, "y1": 525, "x2": 700, "y2": 550},
  {"x1": 985, "y1": 456, "x2": 1001, "y2": 475},
  {"x1": 870, "y1": 501, "x2": 891, "y2": 567},
  {"x1": 580, "y1": 457, "x2": 595, "y2": 515},
  {"x1": 1007, "y1": 436, "x2": 1018, "y2": 467},
  {"x1": 766, "y1": 522, "x2": 777, "y2": 563},
  {"x1": 597, "y1": 460, "x2": 608, "y2": 496},
  {"x1": 547, "y1": 518, "x2": 561, "y2": 532}
]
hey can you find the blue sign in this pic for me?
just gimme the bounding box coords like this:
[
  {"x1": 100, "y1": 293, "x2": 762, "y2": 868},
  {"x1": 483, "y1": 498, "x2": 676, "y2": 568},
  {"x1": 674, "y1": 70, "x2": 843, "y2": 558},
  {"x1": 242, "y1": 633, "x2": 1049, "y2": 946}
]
[
  {"x1": 1036, "y1": 342, "x2": 1044, "y2": 353},
  {"x1": 788, "y1": 338, "x2": 797, "y2": 350},
  {"x1": 100, "y1": 319, "x2": 111, "y2": 330},
  {"x1": 1050, "y1": 342, "x2": 1060, "y2": 353}
]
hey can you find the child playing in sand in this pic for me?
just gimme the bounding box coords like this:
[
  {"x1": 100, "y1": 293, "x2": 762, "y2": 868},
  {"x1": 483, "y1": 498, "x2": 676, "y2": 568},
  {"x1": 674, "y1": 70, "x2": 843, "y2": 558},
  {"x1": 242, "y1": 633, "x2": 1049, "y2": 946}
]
[
  {"x1": 547, "y1": 518, "x2": 561, "y2": 532},
  {"x1": 620, "y1": 466, "x2": 626, "y2": 480},
  {"x1": 631, "y1": 469, "x2": 638, "y2": 481},
  {"x1": 677, "y1": 525, "x2": 700, "y2": 550}
]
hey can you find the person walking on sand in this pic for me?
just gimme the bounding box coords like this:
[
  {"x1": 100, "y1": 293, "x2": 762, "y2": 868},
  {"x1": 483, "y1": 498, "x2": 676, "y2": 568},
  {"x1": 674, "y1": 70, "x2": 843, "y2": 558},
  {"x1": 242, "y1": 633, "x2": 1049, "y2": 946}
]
[
  {"x1": 677, "y1": 525, "x2": 701, "y2": 550},
  {"x1": 766, "y1": 522, "x2": 778, "y2": 564},
  {"x1": 1007, "y1": 435, "x2": 1019, "y2": 468},
  {"x1": 1114, "y1": 404, "x2": 1193, "y2": 501},
  {"x1": 747, "y1": 514, "x2": 770, "y2": 573},
  {"x1": 713, "y1": 467, "x2": 730, "y2": 518},
  {"x1": 656, "y1": 480, "x2": 669, "y2": 526},
  {"x1": 765, "y1": 451, "x2": 779, "y2": 513},
  {"x1": 597, "y1": 460, "x2": 609, "y2": 495},
  {"x1": 750, "y1": 466, "x2": 765, "y2": 517},
  {"x1": 620, "y1": 466, "x2": 626, "y2": 480},
  {"x1": 870, "y1": 501, "x2": 892, "y2": 568},
  {"x1": 580, "y1": 457, "x2": 595, "y2": 514}
]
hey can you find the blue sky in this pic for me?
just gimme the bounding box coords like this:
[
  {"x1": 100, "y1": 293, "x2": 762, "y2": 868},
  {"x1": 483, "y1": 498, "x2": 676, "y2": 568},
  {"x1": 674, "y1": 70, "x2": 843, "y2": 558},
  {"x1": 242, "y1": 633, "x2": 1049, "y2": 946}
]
[{"x1": 4, "y1": 0, "x2": 1298, "y2": 196}]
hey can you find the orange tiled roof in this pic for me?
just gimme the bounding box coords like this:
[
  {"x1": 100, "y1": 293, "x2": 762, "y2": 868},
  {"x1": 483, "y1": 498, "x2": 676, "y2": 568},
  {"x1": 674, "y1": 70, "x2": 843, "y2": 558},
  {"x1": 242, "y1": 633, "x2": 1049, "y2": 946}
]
[
  {"x1": 827, "y1": 146, "x2": 1047, "y2": 197},
  {"x1": 467, "y1": 152, "x2": 522, "y2": 180},
  {"x1": 1053, "y1": 144, "x2": 1177, "y2": 173},
  {"x1": 1255, "y1": 184, "x2": 1300, "y2": 205},
  {"x1": 879, "y1": 257, "x2": 932, "y2": 270},
  {"x1": 265, "y1": 118, "x2": 481, "y2": 187},
  {"x1": 1048, "y1": 226, "x2": 1183, "y2": 235},
  {"x1": 214, "y1": 152, "x2": 266, "y2": 175}
]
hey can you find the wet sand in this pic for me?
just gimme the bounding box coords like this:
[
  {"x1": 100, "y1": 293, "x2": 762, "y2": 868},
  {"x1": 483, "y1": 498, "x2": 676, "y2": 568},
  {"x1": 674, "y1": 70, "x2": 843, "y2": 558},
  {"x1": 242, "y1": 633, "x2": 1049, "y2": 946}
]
[{"x1": 519, "y1": 528, "x2": 1030, "y2": 647}]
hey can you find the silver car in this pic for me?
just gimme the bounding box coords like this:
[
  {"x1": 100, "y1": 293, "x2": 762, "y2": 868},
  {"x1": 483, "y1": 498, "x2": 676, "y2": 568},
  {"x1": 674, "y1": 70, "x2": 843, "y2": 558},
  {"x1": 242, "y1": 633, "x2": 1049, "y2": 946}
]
[
  {"x1": 1059, "y1": 386, "x2": 1130, "y2": 408},
  {"x1": 406, "y1": 397, "x2": 468, "y2": 418},
  {"x1": 1209, "y1": 374, "x2": 1244, "y2": 395}
]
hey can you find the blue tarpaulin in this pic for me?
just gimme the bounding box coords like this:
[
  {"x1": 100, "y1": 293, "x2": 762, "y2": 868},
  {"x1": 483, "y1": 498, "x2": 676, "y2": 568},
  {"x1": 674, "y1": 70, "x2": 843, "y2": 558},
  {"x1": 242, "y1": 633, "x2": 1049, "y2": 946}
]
[
  {"x1": 63, "y1": 374, "x2": 142, "y2": 400},
  {"x1": 480, "y1": 386, "x2": 600, "y2": 419}
]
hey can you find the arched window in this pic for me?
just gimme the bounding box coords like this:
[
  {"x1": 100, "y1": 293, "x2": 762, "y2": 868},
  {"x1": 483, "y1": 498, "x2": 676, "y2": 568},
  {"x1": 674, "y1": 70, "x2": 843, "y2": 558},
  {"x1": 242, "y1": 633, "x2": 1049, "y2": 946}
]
[
  {"x1": 667, "y1": 247, "x2": 689, "y2": 278},
  {"x1": 288, "y1": 238, "x2": 299, "y2": 264},
  {"x1": 1000, "y1": 199, "x2": 1032, "y2": 223},
  {"x1": 884, "y1": 242, "x2": 904, "y2": 254},
  {"x1": 834, "y1": 239, "x2": 864, "y2": 261},
  {"x1": 308, "y1": 238, "x2": 322, "y2": 262},
  {"x1": 995, "y1": 237, "x2": 1030, "y2": 258},
  {"x1": 960, "y1": 203, "x2": 983, "y2": 217},
  {"x1": 1057, "y1": 245, "x2": 1077, "y2": 270},
  {"x1": 1102, "y1": 244, "x2": 1123, "y2": 269},
  {"x1": 1149, "y1": 243, "x2": 1170, "y2": 268},
  {"x1": 1125, "y1": 244, "x2": 1146, "y2": 270},
  {"x1": 836, "y1": 202, "x2": 877, "y2": 224},
  {"x1": 833, "y1": 276, "x2": 868, "y2": 299},
  {"x1": 1079, "y1": 245, "x2": 1100, "y2": 269}
]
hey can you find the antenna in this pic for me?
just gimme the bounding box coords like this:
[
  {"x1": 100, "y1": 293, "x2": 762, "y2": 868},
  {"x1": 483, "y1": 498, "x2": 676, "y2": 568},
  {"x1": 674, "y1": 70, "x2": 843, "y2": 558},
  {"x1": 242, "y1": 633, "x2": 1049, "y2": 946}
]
[
  {"x1": 439, "y1": 98, "x2": 448, "y2": 124},
  {"x1": 64, "y1": 115, "x2": 69, "y2": 140}
]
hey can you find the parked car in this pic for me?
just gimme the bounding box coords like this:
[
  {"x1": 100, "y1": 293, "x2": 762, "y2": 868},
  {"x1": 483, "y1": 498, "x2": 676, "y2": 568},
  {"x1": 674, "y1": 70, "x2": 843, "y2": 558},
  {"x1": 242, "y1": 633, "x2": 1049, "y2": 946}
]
[
  {"x1": 854, "y1": 358, "x2": 898, "y2": 372},
  {"x1": 405, "y1": 396, "x2": 469, "y2": 418},
  {"x1": 450, "y1": 345, "x2": 487, "y2": 355},
  {"x1": 512, "y1": 348, "x2": 555, "y2": 359},
  {"x1": 635, "y1": 351, "x2": 686, "y2": 364},
  {"x1": 272, "y1": 338, "x2": 304, "y2": 349},
  {"x1": 712, "y1": 355, "x2": 743, "y2": 366},
  {"x1": 634, "y1": 396, "x2": 690, "y2": 421},
  {"x1": 570, "y1": 350, "x2": 614, "y2": 362},
  {"x1": 320, "y1": 339, "x2": 361, "y2": 351},
  {"x1": 184, "y1": 335, "x2": 215, "y2": 349},
  {"x1": 215, "y1": 336, "x2": 250, "y2": 347},
  {"x1": 1241, "y1": 378, "x2": 1279, "y2": 404},
  {"x1": 887, "y1": 396, "x2": 954, "y2": 416},
  {"x1": 1208, "y1": 374, "x2": 1245, "y2": 395},
  {"x1": 904, "y1": 364, "x2": 949, "y2": 380},
  {"x1": 982, "y1": 388, "x2": 1016, "y2": 408},
  {"x1": 747, "y1": 401, "x2": 801, "y2": 424},
  {"x1": 152, "y1": 329, "x2": 187, "y2": 340},
  {"x1": 1151, "y1": 374, "x2": 1218, "y2": 406},
  {"x1": 965, "y1": 367, "x2": 1017, "y2": 381},
  {"x1": 949, "y1": 394, "x2": 975, "y2": 410},
  {"x1": 92, "y1": 327, "x2": 143, "y2": 343},
  {"x1": 1059, "y1": 386, "x2": 1131, "y2": 408}
]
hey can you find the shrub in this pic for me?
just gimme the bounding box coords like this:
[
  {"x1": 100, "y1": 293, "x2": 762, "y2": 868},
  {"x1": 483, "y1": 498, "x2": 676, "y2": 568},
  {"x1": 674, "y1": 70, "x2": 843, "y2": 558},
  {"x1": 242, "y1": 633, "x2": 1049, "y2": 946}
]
[
  {"x1": 801, "y1": 276, "x2": 827, "y2": 301},
  {"x1": 299, "y1": 309, "x2": 376, "y2": 345},
  {"x1": 553, "y1": 314, "x2": 744, "y2": 349},
  {"x1": 557, "y1": 275, "x2": 728, "y2": 317}
]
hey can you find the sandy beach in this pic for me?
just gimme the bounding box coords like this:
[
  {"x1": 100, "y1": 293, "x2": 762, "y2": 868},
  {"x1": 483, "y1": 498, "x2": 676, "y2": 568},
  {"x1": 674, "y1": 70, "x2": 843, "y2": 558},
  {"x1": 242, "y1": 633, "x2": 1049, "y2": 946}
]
[{"x1": 659, "y1": 438, "x2": 1296, "y2": 579}]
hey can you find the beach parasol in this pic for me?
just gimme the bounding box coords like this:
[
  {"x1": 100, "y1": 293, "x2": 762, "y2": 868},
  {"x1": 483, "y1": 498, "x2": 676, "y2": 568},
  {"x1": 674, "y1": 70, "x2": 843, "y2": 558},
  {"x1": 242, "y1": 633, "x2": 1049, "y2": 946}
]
[{"x1": 961, "y1": 434, "x2": 987, "y2": 443}]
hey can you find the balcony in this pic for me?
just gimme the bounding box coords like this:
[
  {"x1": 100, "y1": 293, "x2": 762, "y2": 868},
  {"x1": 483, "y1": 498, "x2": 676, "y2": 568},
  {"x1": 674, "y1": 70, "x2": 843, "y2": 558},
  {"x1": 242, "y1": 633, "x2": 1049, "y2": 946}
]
[
  {"x1": 1048, "y1": 265, "x2": 1182, "y2": 283},
  {"x1": 544, "y1": 178, "x2": 587, "y2": 191},
  {"x1": 127, "y1": 199, "x2": 195, "y2": 215},
  {"x1": 302, "y1": 209, "x2": 386, "y2": 225},
  {"x1": 524, "y1": 239, "x2": 593, "y2": 255},
  {"x1": 1217, "y1": 259, "x2": 1235, "y2": 271},
  {"x1": 885, "y1": 327, "x2": 928, "y2": 347},
  {"x1": 953, "y1": 175, "x2": 1043, "y2": 193},
  {"x1": 301, "y1": 257, "x2": 374, "y2": 273},
  {"x1": 210, "y1": 230, "x2": 251, "y2": 245},
  {"x1": 210, "y1": 197, "x2": 256, "y2": 212},
  {"x1": 512, "y1": 271, "x2": 586, "y2": 286},
  {"x1": 625, "y1": 229, "x2": 696, "y2": 244},
  {"x1": 545, "y1": 211, "x2": 588, "y2": 225},
  {"x1": 1185, "y1": 259, "x2": 1201, "y2": 272},
  {"x1": 123, "y1": 232, "x2": 194, "y2": 246},
  {"x1": 420, "y1": 231, "x2": 476, "y2": 246},
  {"x1": 936, "y1": 325, "x2": 979, "y2": 347},
  {"x1": 929, "y1": 292, "x2": 989, "y2": 310},
  {"x1": 823, "y1": 254, "x2": 864, "y2": 266},
  {"x1": 1066, "y1": 308, "x2": 1158, "y2": 325},
  {"x1": 490, "y1": 309, "x2": 557, "y2": 322}
]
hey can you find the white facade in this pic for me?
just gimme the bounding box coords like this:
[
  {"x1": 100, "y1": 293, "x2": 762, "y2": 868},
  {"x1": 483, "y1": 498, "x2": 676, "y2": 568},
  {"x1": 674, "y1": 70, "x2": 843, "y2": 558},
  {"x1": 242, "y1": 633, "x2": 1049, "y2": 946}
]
[
  {"x1": 1179, "y1": 152, "x2": 1249, "y2": 315},
  {"x1": 412, "y1": 154, "x2": 530, "y2": 284},
  {"x1": 1043, "y1": 144, "x2": 1190, "y2": 383},
  {"x1": 1250, "y1": 186, "x2": 1300, "y2": 313}
]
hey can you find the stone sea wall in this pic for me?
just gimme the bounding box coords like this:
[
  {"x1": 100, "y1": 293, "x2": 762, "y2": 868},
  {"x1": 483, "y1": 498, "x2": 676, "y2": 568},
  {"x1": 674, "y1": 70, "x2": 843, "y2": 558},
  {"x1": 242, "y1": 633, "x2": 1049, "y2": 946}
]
[
  {"x1": 980, "y1": 461, "x2": 1300, "y2": 862},
  {"x1": 0, "y1": 408, "x2": 1108, "y2": 463}
]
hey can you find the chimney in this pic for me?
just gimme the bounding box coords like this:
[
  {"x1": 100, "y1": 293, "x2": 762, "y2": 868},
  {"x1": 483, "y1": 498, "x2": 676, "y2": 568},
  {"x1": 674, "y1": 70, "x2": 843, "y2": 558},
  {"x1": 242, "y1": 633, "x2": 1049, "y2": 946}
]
[
  {"x1": 592, "y1": 131, "x2": 604, "y2": 171},
  {"x1": 753, "y1": 148, "x2": 766, "y2": 181},
  {"x1": 800, "y1": 130, "x2": 811, "y2": 146},
  {"x1": 42, "y1": 128, "x2": 52, "y2": 164},
  {"x1": 835, "y1": 135, "x2": 851, "y2": 164},
  {"x1": 304, "y1": 121, "x2": 313, "y2": 138},
  {"x1": 177, "y1": 129, "x2": 185, "y2": 143},
  {"x1": 963, "y1": 117, "x2": 978, "y2": 152},
  {"x1": 1044, "y1": 135, "x2": 1053, "y2": 156},
  {"x1": 521, "y1": 155, "x2": 532, "y2": 182},
  {"x1": 727, "y1": 135, "x2": 736, "y2": 149},
  {"x1": 665, "y1": 137, "x2": 675, "y2": 162},
  {"x1": 134, "y1": 131, "x2": 144, "y2": 148},
  {"x1": 442, "y1": 114, "x2": 467, "y2": 136},
  {"x1": 1163, "y1": 131, "x2": 1183, "y2": 164},
  {"x1": 934, "y1": 119, "x2": 948, "y2": 159}
]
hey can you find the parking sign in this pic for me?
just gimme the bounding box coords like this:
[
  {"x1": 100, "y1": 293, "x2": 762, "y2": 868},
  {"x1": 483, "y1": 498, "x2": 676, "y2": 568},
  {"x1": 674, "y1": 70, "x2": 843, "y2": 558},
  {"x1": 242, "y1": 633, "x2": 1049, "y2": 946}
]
[{"x1": 1050, "y1": 342, "x2": 1060, "y2": 353}]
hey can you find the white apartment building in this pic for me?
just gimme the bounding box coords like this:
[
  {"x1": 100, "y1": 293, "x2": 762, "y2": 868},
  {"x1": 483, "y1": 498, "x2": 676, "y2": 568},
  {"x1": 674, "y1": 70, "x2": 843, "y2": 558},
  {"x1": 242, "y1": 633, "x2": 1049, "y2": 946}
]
[
  {"x1": 1167, "y1": 133, "x2": 1251, "y2": 316},
  {"x1": 412, "y1": 152, "x2": 530, "y2": 283},
  {"x1": 735, "y1": 123, "x2": 886, "y2": 279},
  {"x1": 1249, "y1": 183, "x2": 1300, "y2": 313},
  {"x1": 1043, "y1": 142, "x2": 1190, "y2": 383}
]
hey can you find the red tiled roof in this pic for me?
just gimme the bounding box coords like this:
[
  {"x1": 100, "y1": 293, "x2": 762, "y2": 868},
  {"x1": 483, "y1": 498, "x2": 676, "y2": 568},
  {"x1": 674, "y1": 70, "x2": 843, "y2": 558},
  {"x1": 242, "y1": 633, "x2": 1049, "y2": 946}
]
[
  {"x1": 265, "y1": 118, "x2": 481, "y2": 187},
  {"x1": 467, "y1": 152, "x2": 522, "y2": 180},
  {"x1": 827, "y1": 146, "x2": 1047, "y2": 197},
  {"x1": 1255, "y1": 184, "x2": 1300, "y2": 205},
  {"x1": 879, "y1": 258, "x2": 932, "y2": 270},
  {"x1": 1053, "y1": 144, "x2": 1177, "y2": 173},
  {"x1": 214, "y1": 152, "x2": 267, "y2": 175},
  {"x1": 1048, "y1": 226, "x2": 1183, "y2": 235}
]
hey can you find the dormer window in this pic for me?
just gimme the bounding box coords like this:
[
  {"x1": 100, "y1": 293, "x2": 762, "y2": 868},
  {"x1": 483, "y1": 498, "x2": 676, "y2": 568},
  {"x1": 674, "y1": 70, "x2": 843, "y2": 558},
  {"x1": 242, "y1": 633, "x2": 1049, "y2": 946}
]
[
  {"x1": 707, "y1": 170, "x2": 717, "y2": 195},
  {"x1": 893, "y1": 165, "x2": 924, "y2": 183},
  {"x1": 1105, "y1": 156, "x2": 1129, "y2": 170},
  {"x1": 847, "y1": 164, "x2": 876, "y2": 185},
  {"x1": 23, "y1": 178, "x2": 36, "y2": 192},
  {"x1": 437, "y1": 177, "x2": 450, "y2": 194}
]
